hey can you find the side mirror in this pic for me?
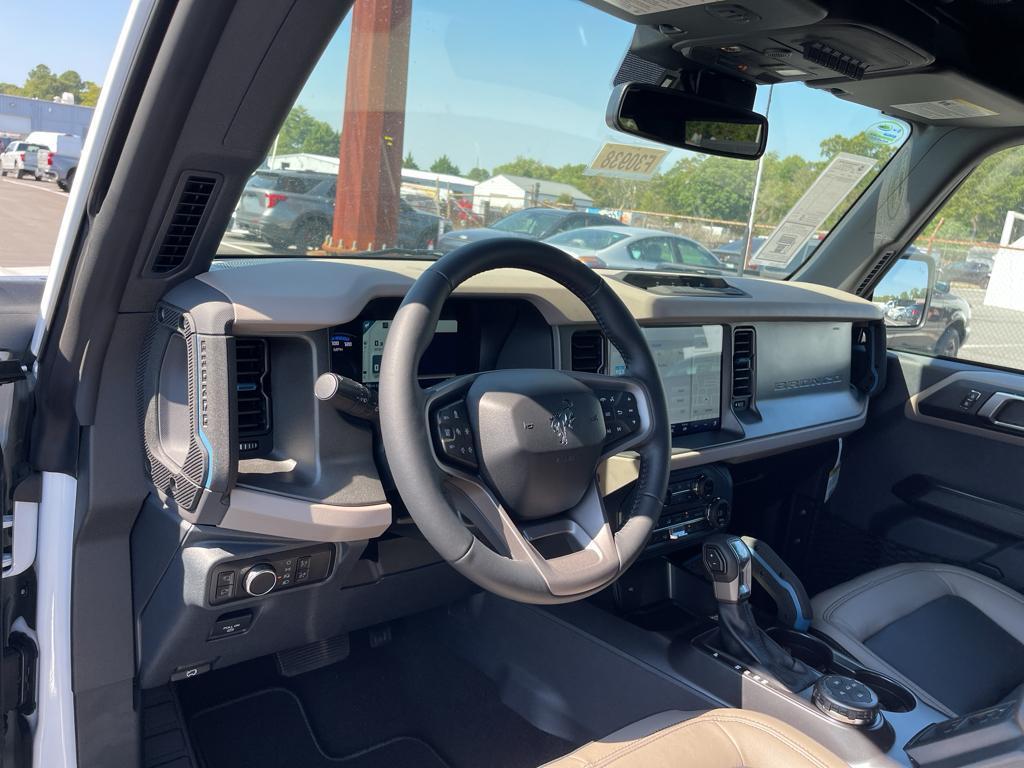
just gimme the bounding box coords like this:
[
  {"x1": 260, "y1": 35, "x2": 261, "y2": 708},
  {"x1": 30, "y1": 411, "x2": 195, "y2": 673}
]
[
  {"x1": 607, "y1": 83, "x2": 768, "y2": 160},
  {"x1": 934, "y1": 280, "x2": 950, "y2": 294},
  {"x1": 874, "y1": 258, "x2": 933, "y2": 328}
]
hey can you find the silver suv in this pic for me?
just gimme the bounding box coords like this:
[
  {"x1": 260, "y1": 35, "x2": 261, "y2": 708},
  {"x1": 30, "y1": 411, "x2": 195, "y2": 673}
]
[{"x1": 233, "y1": 170, "x2": 452, "y2": 251}]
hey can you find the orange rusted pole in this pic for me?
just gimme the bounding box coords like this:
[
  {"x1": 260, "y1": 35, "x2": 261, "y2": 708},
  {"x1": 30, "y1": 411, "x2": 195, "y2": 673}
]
[{"x1": 329, "y1": 0, "x2": 411, "y2": 252}]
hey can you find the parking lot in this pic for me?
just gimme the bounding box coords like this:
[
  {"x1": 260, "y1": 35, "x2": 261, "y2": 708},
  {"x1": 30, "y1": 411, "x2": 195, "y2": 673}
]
[
  {"x1": 0, "y1": 175, "x2": 69, "y2": 274},
  {"x1": 2, "y1": 178, "x2": 1022, "y2": 369}
]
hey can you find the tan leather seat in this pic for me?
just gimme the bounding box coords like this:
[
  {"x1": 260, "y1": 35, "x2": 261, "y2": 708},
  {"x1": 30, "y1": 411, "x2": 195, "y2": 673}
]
[{"x1": 542, "y1": 709, "x2": 847, "y2": 767}]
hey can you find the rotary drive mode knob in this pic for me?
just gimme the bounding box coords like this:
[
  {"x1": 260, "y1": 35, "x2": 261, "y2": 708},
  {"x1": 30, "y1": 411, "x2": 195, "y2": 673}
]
[{"x1": 244, "y1": 564, "x2": 278, "y2": 596}]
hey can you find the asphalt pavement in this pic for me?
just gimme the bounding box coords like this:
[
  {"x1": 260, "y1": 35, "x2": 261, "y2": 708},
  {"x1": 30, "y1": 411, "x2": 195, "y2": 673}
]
[
  {"x1": 1, "y1": 177, "x2": 1022, "y2": 369},
  {"x1": 0, "y1": 175, "x2": 69, "y2": 274}
]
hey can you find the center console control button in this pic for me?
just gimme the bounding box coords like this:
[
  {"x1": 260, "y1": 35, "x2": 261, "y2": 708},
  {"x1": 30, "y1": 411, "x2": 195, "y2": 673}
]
[{"x1": 812, "y1": 675, "x2": 880, "y2": 727}]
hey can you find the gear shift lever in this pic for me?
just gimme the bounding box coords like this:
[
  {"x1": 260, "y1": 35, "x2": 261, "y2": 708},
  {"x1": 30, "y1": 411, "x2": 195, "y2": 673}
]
[
  {"x1": 702, "y1": 534, "x2": 817, "y2": 692},
  {"x1": 703, "y1": 534, "x2": 752, "y2": 604}
]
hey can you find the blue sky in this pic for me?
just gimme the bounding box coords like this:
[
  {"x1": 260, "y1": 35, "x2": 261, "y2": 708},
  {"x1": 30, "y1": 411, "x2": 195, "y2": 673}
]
[
  {"x1": 3, "y1": 0, "x2": 895, "y2": 173},
  {"x1": 1, "y1": 0, "x2": 130, "y2": 86}
]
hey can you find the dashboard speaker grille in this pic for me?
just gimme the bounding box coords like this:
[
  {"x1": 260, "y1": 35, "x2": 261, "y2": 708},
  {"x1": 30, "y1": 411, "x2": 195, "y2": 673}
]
[
  {"x1": 571, "y1": 330, "x2": 605, "y2": 374},
  {"x1": 235, "y1": 338, "x2": 271, "y2": 438},
  {"x1": 151, "y1": 174, "x2": 217, "y2": 274},
  {"x1": 732, "y1": 327, "x2": 756, "y2": 406}
]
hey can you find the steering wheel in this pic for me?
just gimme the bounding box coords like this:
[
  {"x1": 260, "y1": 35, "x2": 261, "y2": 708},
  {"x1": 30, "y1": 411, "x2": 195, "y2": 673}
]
[{"x1": 378, "y1": 238, "x2": 671, "y2": 604}]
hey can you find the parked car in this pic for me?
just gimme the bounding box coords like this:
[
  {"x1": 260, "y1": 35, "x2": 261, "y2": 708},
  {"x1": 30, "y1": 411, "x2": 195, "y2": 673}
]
[
  {"x1": 940, "y1": 259, "x2": 991, "y2": 288},
  {"x1": 547, "y1": 226, "x2": 733, "y2": 273},
  {"x1": 234, "y1": 170, "x2": 452, "y2": 251},
  {"x1": 0, "y1": 141, "x2": 45, "y2": 180},
  {"x1": 24, "y1": 131, "x2": 82, "y2": 158},
  {"x1": 436, "y1": 207, "x2": 623, "y2": 254}
]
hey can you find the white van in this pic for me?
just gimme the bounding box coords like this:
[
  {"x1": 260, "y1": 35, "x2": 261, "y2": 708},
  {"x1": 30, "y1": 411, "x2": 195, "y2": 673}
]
[{"x1": 23, "y1": 131, "x2": 82, "y2": 158}]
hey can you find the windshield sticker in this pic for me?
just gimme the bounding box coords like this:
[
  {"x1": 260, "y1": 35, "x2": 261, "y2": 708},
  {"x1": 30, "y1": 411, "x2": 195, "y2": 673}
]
[
  {"x1": 866, "y1": 121, "x2": 907, "y2": 146},
  {"x1": 751, "y1": 152, "x2": 877, "y2": 268},
  {"x1": 892, "y1": 99, "x2": 998, "y2": 120},
  {"x1": 874, "y1": 140, "x2": 911, "y2": 250},
  {"x1": 585, "y1": 142, "x2": 669, "y2": 181},
  {"x1": 601, "y1": 0, "x2": 716, "y2": 14}
]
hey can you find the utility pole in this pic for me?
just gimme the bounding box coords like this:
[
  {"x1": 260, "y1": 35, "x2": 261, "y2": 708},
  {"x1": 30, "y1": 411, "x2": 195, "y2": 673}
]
[
  {"x1": 742, "y1": 84, "x2": 773, "y2": 272},
  {"x1": 329, "y1": 0, "x2": 412, "y2": 252}
]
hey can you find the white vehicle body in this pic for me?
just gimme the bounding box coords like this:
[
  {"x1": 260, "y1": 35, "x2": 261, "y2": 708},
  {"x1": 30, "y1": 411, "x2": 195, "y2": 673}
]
[{"x1": 24, "y1": 132, "x2": 82, "y2": 158}]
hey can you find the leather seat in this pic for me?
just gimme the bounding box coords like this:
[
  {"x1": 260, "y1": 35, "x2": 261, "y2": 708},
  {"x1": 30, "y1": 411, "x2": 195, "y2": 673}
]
[
  {"x1": 542, "y1": 709, "x2": 847, "y2": 767},
  {"x1": 812, "y1": 562, "x2": 1024, "y2": 717}
]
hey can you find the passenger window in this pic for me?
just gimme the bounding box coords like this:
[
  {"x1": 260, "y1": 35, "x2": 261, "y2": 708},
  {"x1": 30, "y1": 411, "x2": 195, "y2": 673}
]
[
  {"x1": 629, "y1": 238, "x2": 675, "y2": 264},
  {"x1": 876, "y1": 145, "x2": 1024, "y2": 369},
  {"x1": 675, "y1": 240, "x2": 716, "y2": 267}
]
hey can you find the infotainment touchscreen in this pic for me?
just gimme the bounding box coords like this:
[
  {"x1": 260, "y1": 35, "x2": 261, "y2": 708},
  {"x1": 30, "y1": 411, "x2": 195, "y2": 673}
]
[
  {"x1": 608, "y1": 325, "x2": 723, "y2": 435},
  {"x1": 330, "y1": 319, "x2": 459, "y2": 385}
]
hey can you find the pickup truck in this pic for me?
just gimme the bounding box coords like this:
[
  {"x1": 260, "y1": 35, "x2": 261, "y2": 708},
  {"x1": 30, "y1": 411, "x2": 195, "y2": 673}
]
[
  {"x1": 48, "y1": 153, "x2": 78, "y2": 191},
  {"x1": 0, "y1": 141, "x2": 44, "y2": 180}
]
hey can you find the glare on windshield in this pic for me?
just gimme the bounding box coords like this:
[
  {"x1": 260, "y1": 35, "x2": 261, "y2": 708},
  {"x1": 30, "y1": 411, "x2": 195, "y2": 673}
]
[{"x1": 217, "y1": 0, "x2": 909, "y2": 280}]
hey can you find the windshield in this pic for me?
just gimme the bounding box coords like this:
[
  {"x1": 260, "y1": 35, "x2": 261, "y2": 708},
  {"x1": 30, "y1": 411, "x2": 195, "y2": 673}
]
[{"x1": 217, "y1": 0, "x2": 909, "y2": 279}]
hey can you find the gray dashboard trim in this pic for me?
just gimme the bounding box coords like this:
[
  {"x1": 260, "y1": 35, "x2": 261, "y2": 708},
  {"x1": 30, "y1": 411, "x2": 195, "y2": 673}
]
[
  {"x1": 200, "y1": 258, "x2": 882, "y2": 332},
  {"x1": 220, "y1": 486, "x2": 392, "y2": 542},
  {"x1": 601, "y1": 413, "x2": 866, "y2": 495}
]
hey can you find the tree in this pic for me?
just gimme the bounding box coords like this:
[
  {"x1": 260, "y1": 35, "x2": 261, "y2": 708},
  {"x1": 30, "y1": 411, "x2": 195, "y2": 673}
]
[
  {"x1": 466, "y1": 166, "x2": 490, "y2": 182},
  {"x1": 276, "y1": 106, "x2": 339, "y2": 156},
  {"x1": 403, "y1": 152, "x2": 419, "y2": 170},
  {"x1": 430, "y1": 154, "x2": 461, "y2": 176},
  {"x1": 0, "y1": 64, "x2": 100, "y2": 104},
  {"x1": 21, "y1": 65, "x2": 58, "y2": 99},
  {"x1": 80, "y1": 82, "x2": 102, "y2": 107}
]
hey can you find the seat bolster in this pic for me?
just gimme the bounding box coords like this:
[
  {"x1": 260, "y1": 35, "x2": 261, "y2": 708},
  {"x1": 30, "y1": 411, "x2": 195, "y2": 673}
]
[
  {"x1": 541, "y1": 709, "x2": 848, "y2": 767},
  {"x1": 811, "y1": 562, "x2": 1024, "y2": 716}
]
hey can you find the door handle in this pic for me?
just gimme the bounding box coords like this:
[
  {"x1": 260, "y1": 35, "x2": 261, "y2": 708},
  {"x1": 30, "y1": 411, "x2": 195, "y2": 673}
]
[{"x1": 977, "y1": 392, "x2": 1024, "y2": 432}]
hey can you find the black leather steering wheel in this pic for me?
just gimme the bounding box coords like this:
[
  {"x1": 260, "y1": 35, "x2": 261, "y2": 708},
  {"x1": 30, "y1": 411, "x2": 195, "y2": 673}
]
[{"x1": 378, "y1": 238, "x2": 671, "y2": 604}]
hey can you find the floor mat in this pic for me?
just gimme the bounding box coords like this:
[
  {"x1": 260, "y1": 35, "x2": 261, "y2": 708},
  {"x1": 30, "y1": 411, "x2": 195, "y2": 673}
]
[
  {"x1": 179, "y1": 623, "x2": 576, "y2": 768},
  {"x1": 192, "y1": 692, "x2": 448, "y2": 768},
  {"x1": 190, "y1": 688, "x2": 448, "y2": 768}
]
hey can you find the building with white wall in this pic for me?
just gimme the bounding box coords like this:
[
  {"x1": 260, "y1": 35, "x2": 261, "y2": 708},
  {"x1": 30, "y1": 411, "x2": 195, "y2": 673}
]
[{"x1": 472, "y1": 174, "x2": 593, "y2": 214}]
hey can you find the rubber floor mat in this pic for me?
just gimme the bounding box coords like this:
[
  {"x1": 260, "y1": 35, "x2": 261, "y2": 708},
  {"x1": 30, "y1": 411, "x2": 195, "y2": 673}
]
[{"x1": 189, "y1": 688, "x2": 449, "y2": 768}]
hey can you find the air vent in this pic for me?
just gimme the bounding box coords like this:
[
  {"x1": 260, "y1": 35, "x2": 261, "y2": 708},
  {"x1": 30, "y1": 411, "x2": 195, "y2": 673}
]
[
  {"x1": 235, "y1": 338, "x2": 271, "y2": 445},
  {"x1": 855, "y1": 249, "x2": 897, "y2": 296},
  {"x1": 151, "y1": 175, "x2": 217, "y2": 274},
  {"x1": 571, "y1": 330, "x2": 605, "y2": 374},
  {"x1": 732, "y1": 327, "x2": 755, "y2": 411}
]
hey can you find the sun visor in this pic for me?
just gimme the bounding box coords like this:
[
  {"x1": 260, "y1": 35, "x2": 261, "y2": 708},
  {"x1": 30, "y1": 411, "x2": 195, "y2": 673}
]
[{"x1": 816, "y1": 71, "x2": 1024, "y2": 128}]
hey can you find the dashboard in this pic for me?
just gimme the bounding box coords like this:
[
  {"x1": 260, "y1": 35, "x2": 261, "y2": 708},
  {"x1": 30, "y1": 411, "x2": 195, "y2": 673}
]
[
  {"x1": 132, "y1": 257, "x2": 886, "y2": 688},
  {"x1": 139, "y1": 258, "x2": 885, "y2": 538}
]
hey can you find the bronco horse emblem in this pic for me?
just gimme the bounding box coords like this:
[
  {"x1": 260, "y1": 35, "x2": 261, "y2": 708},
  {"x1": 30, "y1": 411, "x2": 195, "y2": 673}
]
[{"x1": 550, "y1": 400, "x2": 576, "y2": 446}]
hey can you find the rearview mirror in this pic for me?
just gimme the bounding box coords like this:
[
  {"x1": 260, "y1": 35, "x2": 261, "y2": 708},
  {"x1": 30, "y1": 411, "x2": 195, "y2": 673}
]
[
  {"x1": 607, "y1": 83, "x2": 768, "y2": 160},
  {"x1": 873, "y1": 258, "x2": 932, "y2": 328}
]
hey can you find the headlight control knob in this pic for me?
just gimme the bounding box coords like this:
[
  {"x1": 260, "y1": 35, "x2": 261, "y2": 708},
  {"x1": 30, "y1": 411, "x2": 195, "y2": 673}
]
[{"x1": 244, "y1": 564, "x2": 278, "y2": 596}]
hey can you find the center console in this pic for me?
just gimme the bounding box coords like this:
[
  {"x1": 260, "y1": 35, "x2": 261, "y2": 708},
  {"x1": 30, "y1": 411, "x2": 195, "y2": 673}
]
[{"x1": 627, "y1": 465, "x2": 733, "y2": 552}]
